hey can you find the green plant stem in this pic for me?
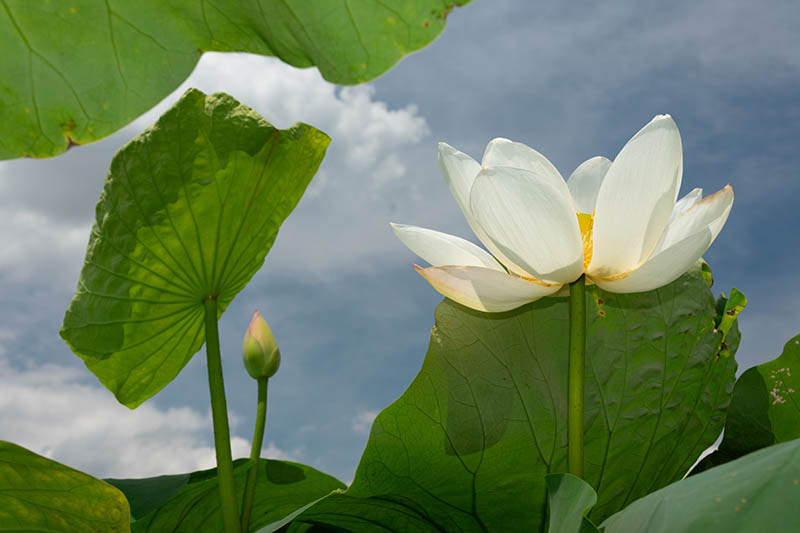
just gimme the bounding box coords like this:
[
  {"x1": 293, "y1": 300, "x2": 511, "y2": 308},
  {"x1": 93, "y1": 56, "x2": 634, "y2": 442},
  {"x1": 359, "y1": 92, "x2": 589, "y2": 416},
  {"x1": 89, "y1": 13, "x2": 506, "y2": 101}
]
[
  {"x1": 204, "y1": 297, "x2": 241, "y2": 533},
  {"x1": 568, "y1": 274, "x2": 586, "y2": 479},
  {"x1": 241, "y1": 377, "x2": 268, "y2": 532}
]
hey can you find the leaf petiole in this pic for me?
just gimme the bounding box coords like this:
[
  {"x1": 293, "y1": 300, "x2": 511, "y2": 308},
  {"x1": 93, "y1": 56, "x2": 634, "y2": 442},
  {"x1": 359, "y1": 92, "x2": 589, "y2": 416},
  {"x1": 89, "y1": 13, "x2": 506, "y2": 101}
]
[{"x1": 204, "y1": 297, "x2": 241, "y2": 533}]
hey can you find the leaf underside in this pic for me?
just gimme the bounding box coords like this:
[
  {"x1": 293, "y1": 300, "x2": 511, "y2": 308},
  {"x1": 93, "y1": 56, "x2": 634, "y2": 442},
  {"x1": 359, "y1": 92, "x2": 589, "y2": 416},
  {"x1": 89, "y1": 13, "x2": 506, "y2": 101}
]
[
  {"x1": 285, "y1": 262, "x2": 739, "y2": 530},
  {"x1": 60, "y1": 88, "x2": 329, "y2": 408},
  {"x1": 0, "y1": 0, "x2": 469, "y2": 159}
]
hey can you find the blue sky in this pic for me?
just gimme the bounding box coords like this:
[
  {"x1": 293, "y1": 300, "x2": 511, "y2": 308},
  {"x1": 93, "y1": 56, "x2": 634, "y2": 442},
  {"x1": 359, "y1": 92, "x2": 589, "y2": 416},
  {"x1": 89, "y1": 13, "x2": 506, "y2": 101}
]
[{"x1": 1, "y1": 1, "x2": 798, "y2": 483}]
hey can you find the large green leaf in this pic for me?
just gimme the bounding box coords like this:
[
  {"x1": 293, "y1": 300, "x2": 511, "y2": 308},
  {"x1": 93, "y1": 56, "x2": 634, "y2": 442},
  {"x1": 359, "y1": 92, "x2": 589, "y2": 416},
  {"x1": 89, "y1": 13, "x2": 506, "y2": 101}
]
[
  {"x1": 119, "y1": 458, "x2": 344, "y2": 532},
  {"x1": 60, "y1": 88, "x2": 329, "y2": 408},
  {"x1": 0, "y1": 0, "x2": 468, "y2": 160},
  {"x1": 284, "y1": 263, "x2": 739, "y2": 530},
  {"x1": 694, "y1": 332, "x2": 800, "y2": 473},
  {"x1": 105, "y1": 472, "x2": 190, "y2": 520},
  {"x1": 600, "y1": 438, "x2": 800, "y2": 532},
  {"x1": 0, "y1": 440, "x2": 130, "y2": 531}
]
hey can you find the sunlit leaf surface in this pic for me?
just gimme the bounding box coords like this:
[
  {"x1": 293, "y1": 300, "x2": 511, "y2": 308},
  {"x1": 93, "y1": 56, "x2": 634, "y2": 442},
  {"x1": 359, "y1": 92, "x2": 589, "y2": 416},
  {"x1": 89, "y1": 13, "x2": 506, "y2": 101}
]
[
  {"x1": 285, "y1": 263, "x2": 739, "y2": 530},
  {"x1": 0, "y1": 0, "x2": 468, "y2": 159},
  {"x1": 0, "y1": 441, "x2": 130, "y2": 532},
  {"x1": 60, "y1": 88, "x2": 329, "y2": 408},
  {"x1": 601, "y1": 438, "x2": 800, "y2": 532}
]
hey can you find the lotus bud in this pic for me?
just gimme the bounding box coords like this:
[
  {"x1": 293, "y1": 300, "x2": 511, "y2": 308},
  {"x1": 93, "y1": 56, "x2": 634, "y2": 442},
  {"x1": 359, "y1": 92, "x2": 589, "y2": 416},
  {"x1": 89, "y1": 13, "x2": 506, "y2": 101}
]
[{"x1": 242, "y1": 310, "x2": 280, "y2": 379}]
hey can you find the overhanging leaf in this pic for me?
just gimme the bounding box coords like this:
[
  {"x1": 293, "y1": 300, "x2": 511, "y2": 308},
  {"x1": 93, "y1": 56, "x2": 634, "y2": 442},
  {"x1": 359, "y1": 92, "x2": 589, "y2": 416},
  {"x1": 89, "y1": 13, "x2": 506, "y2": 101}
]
[
  {"x1": 0, "y1": 440, "x2": 130, "y2": 531},
  {"x1": 123, "y1": 458, "x2": 345, "y2": 532},
  {"x1": 693, "y1": 332, "x2": 800, "y2": 473},
  {"x1": 60, "y1": 88, "x2": 329, "y2": 408},
  {"x1": 284, "y1": 263, "x2": 740, "y2": 530},
  {"x1": 600, "y1": 438, "x2": 800, "y2": 532},
  {"x1": 0, "y1": 0, "x2": 469, "y2": 160}
]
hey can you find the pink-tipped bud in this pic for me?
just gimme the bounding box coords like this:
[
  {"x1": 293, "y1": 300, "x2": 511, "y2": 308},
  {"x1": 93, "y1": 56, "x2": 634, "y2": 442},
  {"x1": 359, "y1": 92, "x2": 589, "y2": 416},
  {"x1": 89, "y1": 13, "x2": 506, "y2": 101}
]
[{"x1": 242, "y1": 310, "x2": 280, "y2": 379}]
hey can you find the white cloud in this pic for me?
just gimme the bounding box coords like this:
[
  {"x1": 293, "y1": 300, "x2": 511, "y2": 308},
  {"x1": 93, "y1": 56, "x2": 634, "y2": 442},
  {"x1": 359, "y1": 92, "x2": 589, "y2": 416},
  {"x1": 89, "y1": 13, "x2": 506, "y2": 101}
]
[
  {"x1": 0, "y1": 206, "x2": 89, "y2": 289},
  {"x1": 0, "y1": 354, "x2": 300, "y2": 479},
  {"x1": 0, "y1": 52, "x2": 433, "y2": 287},
  {"x1": 0, "y1": 52, "x2": 433, "y2": 485},
  {"x1": 159, "y1": 54, "x2": 435, "y2": 281},
  {"x1": 128, "y1": 53, "x2": 429, "y2": 191},
  {"x1": 351, "y1": 409, "x2": 379, "y2": 436}
]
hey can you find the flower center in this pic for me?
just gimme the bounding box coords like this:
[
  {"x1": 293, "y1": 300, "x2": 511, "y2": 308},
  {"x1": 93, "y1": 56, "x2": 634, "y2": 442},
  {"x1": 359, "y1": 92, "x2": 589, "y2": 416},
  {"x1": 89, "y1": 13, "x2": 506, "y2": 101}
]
[{"x1": 577, "y1": 212, "x2": 594, "y2": 271}]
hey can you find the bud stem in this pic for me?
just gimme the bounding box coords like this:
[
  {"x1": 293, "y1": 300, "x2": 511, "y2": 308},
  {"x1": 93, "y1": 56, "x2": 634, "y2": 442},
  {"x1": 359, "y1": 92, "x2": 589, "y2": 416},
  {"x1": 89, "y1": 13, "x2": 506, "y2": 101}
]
[
  {"x1": 204, "y1": 297, "x2": 241, "y2": 533},
  {"x1": 241, "y1": 377, "x2": 268, "y2": 532},
  {"x1": 568, "y1": 274, "x2": 586, "y2": 479}
]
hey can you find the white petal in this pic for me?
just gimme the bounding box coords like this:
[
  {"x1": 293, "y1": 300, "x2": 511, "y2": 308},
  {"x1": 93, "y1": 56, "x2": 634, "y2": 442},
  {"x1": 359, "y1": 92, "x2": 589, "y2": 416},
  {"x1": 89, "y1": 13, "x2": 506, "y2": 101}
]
[
  {"x1": 481, "y1": 138, "x2": 574, "y2": 208},
  {"x1": 588, "y1": 115, "x2": 683, "y2": 278},
  {"x1": 439, "y1": 143, "x2": 538, "y2": 277},
  {"x1": 551, "y1": 285, "x2": 571, "y2": 298},
  {"x1": 595, "y1": 185, "x2": 733, "y2": 293},
  {"x1": 567, "y1": 156, "x2": 612, "y2": 214},
  {"x1": 415, "y1": 265, "x2": 561, "y2": 312},
  {"x1": 438, "y1": 142, "x2": 504, "y2": 253},
  {"x1": 438, "y1": 142, "x2": 481, "y2": 223},
  {"x1": 669, "y1": 187, "x2": 703, "y2": 222},
  {"x1": 654, "y1": 185, "x2": 733, "y2": 253},
  {"x1": 390, "y1": 223, "x2": 503, "y2": 271},
  {"x1": 470, "y1": 167, "x2": 584, "y2": 284},
  {"x1": 593, "y1": 232, "x2": 709, "y2": 294}
]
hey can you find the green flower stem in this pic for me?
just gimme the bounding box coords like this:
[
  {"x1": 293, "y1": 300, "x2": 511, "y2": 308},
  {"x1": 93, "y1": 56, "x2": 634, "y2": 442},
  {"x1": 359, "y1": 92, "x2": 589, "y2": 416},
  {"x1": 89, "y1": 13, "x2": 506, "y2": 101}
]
[
  {"x1": 204, "y1": 297, "x2": 241, "y2": 533},
  {"x1": 568, "y1": 274, "x2": 586, "y2": 479},
  {"x1": 241, "y1": 377, "x2": 268, "y2": 532}
]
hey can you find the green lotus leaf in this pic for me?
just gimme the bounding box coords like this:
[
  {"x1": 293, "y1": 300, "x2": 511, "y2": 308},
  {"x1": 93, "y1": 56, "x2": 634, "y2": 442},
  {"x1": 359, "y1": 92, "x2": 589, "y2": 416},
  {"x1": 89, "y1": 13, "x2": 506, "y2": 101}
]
[
  {"x1": 0, "y1": 441, "x2": 130, "y2": 531},
  {"x1": 114, "y1": 458, "x2": 345, "y2": 532},
  {"x1": 60, "y1": 87, "x2": 329, "y2": 408},
  {"x1": 0, "y1": 0, "x2": 468, "y2": 160},
  {"x1": 601, "y1": 438, "x2": 800, "y2": 532},
  {"x1": 104, "y1": 472, "x2": 190, "y2": 520},
  {"x1": 693, "y1": 332, "x2": 800, "y2": 473},
  {"x1": 282, "y1": 262, "x2": 740, "y2": 530}
]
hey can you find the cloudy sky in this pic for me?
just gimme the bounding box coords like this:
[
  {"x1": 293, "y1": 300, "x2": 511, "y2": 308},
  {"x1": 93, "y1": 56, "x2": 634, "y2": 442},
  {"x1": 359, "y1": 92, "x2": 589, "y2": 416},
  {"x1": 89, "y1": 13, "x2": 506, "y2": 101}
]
[{"x1": 1, "y1": 1, "x2": 799, "y2": 484}]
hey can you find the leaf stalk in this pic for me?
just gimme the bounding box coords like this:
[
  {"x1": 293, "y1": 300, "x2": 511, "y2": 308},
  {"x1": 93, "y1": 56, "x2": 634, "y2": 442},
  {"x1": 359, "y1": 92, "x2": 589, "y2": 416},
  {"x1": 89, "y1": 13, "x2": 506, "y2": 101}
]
[
  {"x1": 204, "y1": 297, "x2": 241, "y2": 533},
  {"x1": 568, "y1": 275, "x2": 586, "y2": 478}
]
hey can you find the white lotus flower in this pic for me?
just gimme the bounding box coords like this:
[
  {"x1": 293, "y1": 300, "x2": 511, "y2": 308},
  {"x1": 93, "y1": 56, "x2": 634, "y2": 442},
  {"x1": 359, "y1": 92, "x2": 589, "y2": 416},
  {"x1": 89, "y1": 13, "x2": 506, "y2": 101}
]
[{"x1": 391, "y1": 115, "x2": 733, "y2": 312}]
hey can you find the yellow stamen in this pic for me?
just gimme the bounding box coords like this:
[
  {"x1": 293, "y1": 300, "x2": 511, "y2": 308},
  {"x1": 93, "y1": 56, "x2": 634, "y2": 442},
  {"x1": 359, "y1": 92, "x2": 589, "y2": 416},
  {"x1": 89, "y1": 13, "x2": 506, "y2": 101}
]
[
  {"x1": 577, "y1": 212, "x2": 594, "y2": 270},
  {"x1": 518, "y1": 274, "x2": 560, "y2": 287}
]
